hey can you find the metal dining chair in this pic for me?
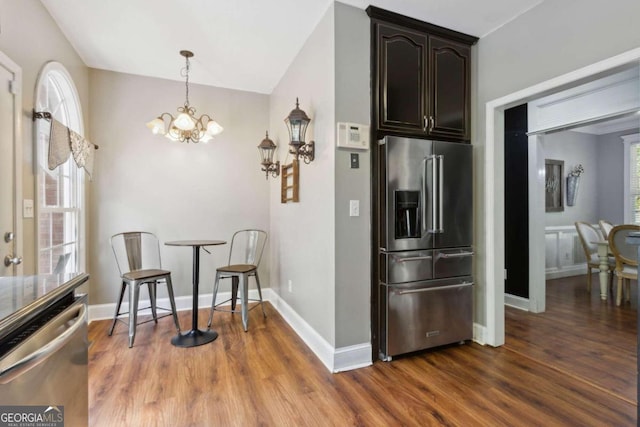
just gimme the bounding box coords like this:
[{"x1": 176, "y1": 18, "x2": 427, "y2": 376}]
[
  {"x1": 608, "y1": 224, "x2": 640, "y2": 306},
  {"x1": 207, "y1": 229, "x2": 267, "y2": 332},
  {"x1": 109, "y1": 231, "x2": 181, "y2": 347}
]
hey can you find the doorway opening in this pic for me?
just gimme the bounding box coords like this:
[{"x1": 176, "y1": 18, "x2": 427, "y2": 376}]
[{"x1": 484, "y1": 47, "x2": 640, "y2": 346}]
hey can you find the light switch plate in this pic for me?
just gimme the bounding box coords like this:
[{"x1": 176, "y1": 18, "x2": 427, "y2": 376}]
[
  {"x1": 23, "y1": 199, "x2": 34, "y2": 218},
  {"x1": 349, "y1": 200, "x2": 360, "y2": 217}
]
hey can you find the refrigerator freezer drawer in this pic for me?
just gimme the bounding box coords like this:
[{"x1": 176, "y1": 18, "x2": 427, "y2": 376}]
[
  {"x1": 433, "y1": 248, "x2": 473, "y2": 278},
  {"x1": 381, "y1": 278, "x2": 472, "y2": 358},
  {"x1": 380, "y1": 250, "x2": 434, "y2": 284}
]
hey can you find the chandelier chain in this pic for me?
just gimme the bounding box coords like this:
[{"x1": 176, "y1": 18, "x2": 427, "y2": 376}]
[{"x1": 183, "y1": 56, "x2": 190, "y2": 107}]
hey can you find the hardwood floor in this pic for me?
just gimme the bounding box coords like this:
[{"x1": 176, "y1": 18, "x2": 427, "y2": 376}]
[{"x1": 88, "y1": 277, "x2": 637, "y2": 426}]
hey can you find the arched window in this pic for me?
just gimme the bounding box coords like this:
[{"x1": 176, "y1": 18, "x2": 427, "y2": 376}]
[{"x1": 34, "y1": 62, "x2": 85, "y2": 275}]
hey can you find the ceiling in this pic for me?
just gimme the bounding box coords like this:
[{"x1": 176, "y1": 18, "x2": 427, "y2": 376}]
[{"x1": 41, "y1": 0, "x2": 544, "y2": 94}]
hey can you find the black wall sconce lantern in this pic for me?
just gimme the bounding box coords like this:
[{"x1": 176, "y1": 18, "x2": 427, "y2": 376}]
[
  {"x1": 258, "y1": 131, "x2": 280, "y2": 179},
  {"x1": 285, "y1": 98, "x2": 315, "y2": 164}
]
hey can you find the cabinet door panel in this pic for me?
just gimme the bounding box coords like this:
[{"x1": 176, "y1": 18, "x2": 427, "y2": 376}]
[
  {"x1": 429, "y1": 36, "x2": 470, "y2": 141},
  {"x1": 378, "y1": 24, "x2": 427, "y2": 134}
]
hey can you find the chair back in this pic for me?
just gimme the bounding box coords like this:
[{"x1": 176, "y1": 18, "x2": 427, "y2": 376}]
[
  {"x1": 599, "y1": 220, "x2": 614, "y2": 240},
  {"x1": 110, "y1": 231, "x2": 163, "y2": 276},
  {"x1": 227, "y1": 229, "x2": 267, "y2": 267},
  {"x1": 575, "y1": 221, "x2": 602, "y2": 260},
  {"x1": 608, "y1": 224, "x2": 640, "y2": 267}
]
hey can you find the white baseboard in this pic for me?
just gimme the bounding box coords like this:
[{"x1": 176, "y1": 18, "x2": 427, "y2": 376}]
[
  {"x1": 505, "y1": 293, "x2": 529, "y2": 311},
  {"x1": 472, "y1": 322, "x2": 487, "y2": 346},
  {"x1": 333, "y1": 343, "x2": 373, "y2": 372},
  {"x1": 546, "y1": 265, "x2": 585, "y2": 280},
  {"x1": 89, "y1": 287, "x2": 372, "y2": 373}
]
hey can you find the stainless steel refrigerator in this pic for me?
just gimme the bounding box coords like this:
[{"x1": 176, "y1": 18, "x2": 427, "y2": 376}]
[{"x1": 379, "y1": 136, "x2": 473, "y2": 361}]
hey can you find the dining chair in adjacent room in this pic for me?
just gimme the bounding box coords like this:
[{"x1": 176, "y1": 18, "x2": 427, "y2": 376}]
[
  {"x1": 608, "y1": 224, "x2": 640, "y2": 306},
  {"x1": 109, "y1": 231, "x2": 181, "y2": 347},
  {"x1": 575, "y1": 221, "x2": 615, "y2": 293},
  {"x1": 599, "y1": 220, "x2": 614, "y2": 241},
  {"x1": 207, "y1": 229, "x2": 267, "y2": 332}
]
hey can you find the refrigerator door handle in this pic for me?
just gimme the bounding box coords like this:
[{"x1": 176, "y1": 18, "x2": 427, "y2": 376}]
[
  {"x1": 393, "y1": 255, "x2": 433, "y2": 262},
  {"x1": 437, "y1": 251, "x2": 474, "y2": 259},
  {"x1": 438, "y1": 155, "x2": 444, "y2": 233},
  {"x1": 426, "y1": 155, "x2": 438, "y2": 234},
  {"x1": 421, "y1": 157, "x2": 428, "y2": 236},
  {"x1": 396, "y1": 282, "x2": 474, "y2": 295}
]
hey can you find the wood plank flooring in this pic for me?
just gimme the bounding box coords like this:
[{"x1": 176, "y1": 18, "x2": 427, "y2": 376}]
[{"x1": 88, "y1": 276, "x2": 637, "y2": 426}]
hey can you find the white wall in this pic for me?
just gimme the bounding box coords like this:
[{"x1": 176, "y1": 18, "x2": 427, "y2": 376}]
[
  {"x1": 88, "y1": 69, "x2": 270, "y2": 304},
  {"x1": 597, "y1": 130, "x2": 633, "y2": 224},
  {"x1": 269, "y1": 4, "x2": 336, "y2": 345},
  {"x1": 0, "y1": 0, "x2": 90, "y2": 275},
  {"x1": 541, "y1": 131, "x2": 599, "y2": 226}
]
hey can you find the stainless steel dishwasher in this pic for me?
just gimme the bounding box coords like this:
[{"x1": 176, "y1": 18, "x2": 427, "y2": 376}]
[{"x1": 0, "y1": 274, "x2": 88, "y2": 427}]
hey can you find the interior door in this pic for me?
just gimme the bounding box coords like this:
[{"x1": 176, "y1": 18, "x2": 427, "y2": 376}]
[{"x1": 0, "y1": 54, "x2": 20, "y2": 276}]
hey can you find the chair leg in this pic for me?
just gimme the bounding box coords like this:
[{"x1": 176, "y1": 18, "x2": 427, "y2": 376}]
[
  {"x1": 625, "y1": 279, "x2": 631, "y2": 303},
  {"x1": 207, "y1": 271, "x2": 222, "y2": 329},
  {"x1": 148, "y1": 282, "x2": 158, "y2": 323},
  {"x1": 587, "y1": 267, "x2": 592, "y2": 292},
  {"x1": 241, "y1": 273, "x2": 249, "y2": 332},
  {"x1": 231, "y1": 276, "x2": 239, "y2": 311},
  {"x1": 616, "y1": 275, "x2": 623, "y2": 306},
  {"x1": 254, "y1": 271, "x2": 267, "y2": 318},
  {"x1": 165, "y1": 275, "x2": 181, "y2": 332},
  {"x1": 109, "y1": 282, "x2": 127, "y2": 336},
  {"x1": 129, "y1": 282, "x2": 141, "y2": 348}
]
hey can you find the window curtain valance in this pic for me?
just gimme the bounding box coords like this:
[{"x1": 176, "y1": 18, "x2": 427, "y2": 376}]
[{"x1": 34, "y1": 111, "x2": 98, "y2": 180}]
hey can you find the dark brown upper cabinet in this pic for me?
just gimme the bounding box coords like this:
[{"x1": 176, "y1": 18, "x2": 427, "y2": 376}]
[
  {"x1": 429, "y1": 36, "x2": 471, "y2": 141},
  {"x1": 368, "y1": 6, "x2": 478, "y2": 143},
  {"x1": 377, "y1": 24, "x2": 428, "y2": 135}
]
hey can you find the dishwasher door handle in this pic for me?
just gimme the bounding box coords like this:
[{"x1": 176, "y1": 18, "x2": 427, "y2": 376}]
[{"x1": 0, "y1": 302, "x2": 86, "y2": 384}]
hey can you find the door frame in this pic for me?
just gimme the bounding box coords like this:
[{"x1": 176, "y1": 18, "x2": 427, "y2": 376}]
[
  {"x1": 0, "y1": 50, "x2": 23, "y2": 276},
  {"x1": 483, "y1": 47, "x2": 640, "y2": 346}
]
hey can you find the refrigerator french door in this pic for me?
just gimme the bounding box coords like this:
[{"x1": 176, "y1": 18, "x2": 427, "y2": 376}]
[{"x1": 379, "y1": 136, "x2": 473, "y2": 360}]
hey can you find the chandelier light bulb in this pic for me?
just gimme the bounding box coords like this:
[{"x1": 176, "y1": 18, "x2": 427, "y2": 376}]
[
  {"x1": 146, "y1": 117, "x2": 166, "y2": 135},
  {"x1": 174, "y1": 112, "x2": 196, "y2": 130},
  {"x1": 206, "y1": 120, "x2": 223, "y2": 136}
]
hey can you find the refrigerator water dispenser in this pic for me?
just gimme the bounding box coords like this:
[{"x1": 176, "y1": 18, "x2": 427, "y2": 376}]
[{"x1": 394, "y1": 190, "x2": 420, "y2": 239}]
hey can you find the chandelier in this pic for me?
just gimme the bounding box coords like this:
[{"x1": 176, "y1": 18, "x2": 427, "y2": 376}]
[{"x1": 146, "y1": 50, "x2": 223, "y2": 143}]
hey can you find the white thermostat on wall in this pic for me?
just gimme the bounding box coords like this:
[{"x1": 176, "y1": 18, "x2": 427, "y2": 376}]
[{"x1": 337, "y1": 122, "x2": 370, "y2": 150}]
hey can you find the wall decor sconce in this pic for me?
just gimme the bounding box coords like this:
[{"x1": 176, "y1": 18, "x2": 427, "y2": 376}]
[
  {"x1": 146, "y1": 50, "x2": 223, "y2": 143},
  {"x1": 257, "y1": 131, "x2": 280, "y2": 179},
  {"x1": 285, "y1": 98, "x2": 315, "y2": 164}
]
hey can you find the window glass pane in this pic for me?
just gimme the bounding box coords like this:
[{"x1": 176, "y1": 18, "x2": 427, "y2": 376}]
[
  {"x1": 36, "y1": 63, "x2": 84, "y2": 274},
  {"x1": 38, "y1": 212, "x2": 52, "y2": 248},
  {"x1": 39, "y1": 249, "x2": 52, "y2": 275},
  {"x1": 51, "y1": 212, "x2": 65, "y2": 246}
]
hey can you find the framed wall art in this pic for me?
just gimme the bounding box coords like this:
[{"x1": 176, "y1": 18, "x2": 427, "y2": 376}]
[{"x1": 545, "y1": 159, "x2": 564, "y2": 212}]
